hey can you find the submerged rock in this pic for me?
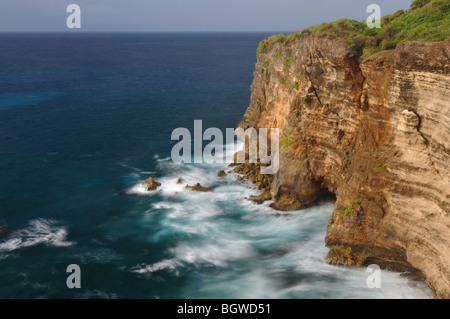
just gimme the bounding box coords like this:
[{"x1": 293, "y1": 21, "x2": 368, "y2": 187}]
[
  {"x1": 269, "y1": 194, "x2": 303, "y2": 211},
  {"x1": 217, "y1": 170, "x2": 227, "y2": 177},
  {"x1": 142, "y1": 177, "x2": 161, "y2": 191},
  {"x1": 248, "y1": 191, "x2": 273, "y2": 205},
  {"x1": 233, "y1": 160, "x2": 274, "y2": 205},
  {"x1": 185, "y1": 183, "x2": 211, "y2": 192}
]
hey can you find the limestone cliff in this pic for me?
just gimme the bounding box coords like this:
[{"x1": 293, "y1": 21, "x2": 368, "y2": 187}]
[{"x1": 238, "y1": 32, "x2": 450, "y2": 298}]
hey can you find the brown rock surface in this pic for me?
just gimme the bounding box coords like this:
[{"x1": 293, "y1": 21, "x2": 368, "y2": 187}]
[
  {"x1": 185, "y1": 183, "x2": 211, "y2": 192},
  {"x1": 217, "y1": 170, "x2": 227, "y2": 177},
  {"x1": 239, "y1": 34, "x2": 450, "y2": 298},
  {"x1": 249, "y1": 190, "x2": 272, "y2": 205},
  {"x1": 142, "y1": 177, "x2": 161, "y2": 191}
]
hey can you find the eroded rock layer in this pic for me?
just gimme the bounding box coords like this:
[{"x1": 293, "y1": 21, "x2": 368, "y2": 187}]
[{"x1": 238, "y1": 34, "x2": 450, "y2": 298}]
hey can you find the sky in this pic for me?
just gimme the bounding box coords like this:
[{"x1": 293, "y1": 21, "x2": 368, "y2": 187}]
[{"x1": 0, "y1": 0, "x2": 414, "y2": 32}]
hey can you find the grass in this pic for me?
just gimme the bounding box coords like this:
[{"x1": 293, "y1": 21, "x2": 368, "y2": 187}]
[
  {"x1": 256, "y1": 34, "x2": 287, "y2": 59},
  {"x1": 272, "y1": 34, "x2": 288, "y2": 43},
  {"x1": 365, "y1": 161, "x2": 388, "y2": 174},
  {"x1": 328, "y1": 217, "x2": 335, "y2": 228},
  {"x1": 310, "y1": 0, "x2": 449, "y2": 59},
  {"x1": 257, "y1": 41, "x2": 267, "y2": 59},
  {"x1": 278, "y1": 76, "x2": 286, "y2": 84},
  {"x1": 275, "y1": 48, "x2": 282, "y2": 59},
  {"x1": 289, "y1": 97, "x2": 298, "y2": 109},
  {"x1": 283, "y1": 56, "x2": 292, "y2": 72},
  {"x1": 256, "y1": 0, "x2": 449, "y2": 60},
  {"x1": 328, "y1": 194, "x2": 361, "y2": 227},
  {"x1": 373, "y1": 161, "x2": 388, "y2": 170},
  {"x1": 337, "y1": 195, "x2": 361, "y2": 217},
  {"x1": 279, "y1": 137, "x2": 294, "y2": 150}
]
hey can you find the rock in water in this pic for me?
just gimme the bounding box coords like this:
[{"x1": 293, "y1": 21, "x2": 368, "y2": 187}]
[
  {"x1": 185, "y1": 183, "x2": 211, "y2": 192},
  {"x1": 217, "y1": 170, "x2": 227, "y2": 177},
  {"x1": 176, "y1": 177, "x2": 184, "y2": 184},
  {"x1": 249, "y1": 191, "x2": 272, "y2": 205},
  {"x1": 142, "y1": 177, "x2": 161, "y2": 191}
]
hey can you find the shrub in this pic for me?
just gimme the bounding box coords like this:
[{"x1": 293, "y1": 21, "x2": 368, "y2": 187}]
[
  {"x1": 410, "y1": 0, "x2": 432, "y2": 10},
  {"x1": 256, "y1": 39, "x2": 269, "y2": 60},
  {"x1": 302, "y1": 0, "x2": 449, "y2": 59},
  {"x1": 271, "y1": 34, "x2": 287, "y2": 43},
  {"x1": 258, "y1": 1, "x2": 448, "y2": 62}
]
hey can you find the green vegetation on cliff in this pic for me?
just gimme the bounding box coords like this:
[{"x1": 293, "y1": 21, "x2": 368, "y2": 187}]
[
  {"x1": 337, "y1": 195, "x2": 361, "y2": 218},
  {"x1": 279, "y1": 137, "x2": 294, "y2": 150},
  {"x1": 257, "y1": 0, "x2": 449, "y2": 60}
]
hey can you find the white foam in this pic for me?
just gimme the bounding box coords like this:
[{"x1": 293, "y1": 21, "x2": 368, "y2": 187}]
[
  {"x1": 170, "y1": 239, "x2": 255, "y2": 268},
  {"x1": 127, "y1": 182, "x2": 152, "y2": 195},
  {"x1": 0, "y1": 219, "x2": 75, "y2": 253},
  {"x1": 124, "y1": 148, "x2": 433, "y2": 299},
  {"x1": 193, "y1": 269, "x2": 278, "y2": 299},
  {"x1": 132, "y1": 259, "x2": 181, "y2": 276},
  {"x1": 118, "y1": 161, "x2": 155, "y2": 175},
  {"x1": 127, "y1": 164, "x2": 219, "y2": 197},
  {"x1": 127, "y1": 140, "x2": 245, "y2": 198}
]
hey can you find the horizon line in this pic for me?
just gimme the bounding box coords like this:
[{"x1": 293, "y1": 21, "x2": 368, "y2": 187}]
[{"x1": 0, "y1": 30, "x2": 299, "y2": 34}]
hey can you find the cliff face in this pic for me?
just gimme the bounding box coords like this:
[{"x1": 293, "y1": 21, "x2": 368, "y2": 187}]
[{"x1": 238, "y1": 34, "x2": 450, "y2": 298}]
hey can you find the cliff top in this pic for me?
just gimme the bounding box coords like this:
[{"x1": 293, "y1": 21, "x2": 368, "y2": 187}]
[{"x1": 257, "y1": 0, "x2": 449, "y2": 60}]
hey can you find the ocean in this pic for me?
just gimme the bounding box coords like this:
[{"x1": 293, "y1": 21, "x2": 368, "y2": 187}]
[{"x1": 0, "y1": 33, "x2": 432, "y2": 299}]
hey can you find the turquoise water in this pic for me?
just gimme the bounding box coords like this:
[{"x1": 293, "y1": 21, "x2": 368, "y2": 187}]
[{"x1": 0, "y1": 33, "x2": 431, "y2": 299}]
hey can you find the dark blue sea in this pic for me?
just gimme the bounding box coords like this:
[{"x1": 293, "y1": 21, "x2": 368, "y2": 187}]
[{"x1": 0, "y1": 33, "x2": 431, "y2": 299}]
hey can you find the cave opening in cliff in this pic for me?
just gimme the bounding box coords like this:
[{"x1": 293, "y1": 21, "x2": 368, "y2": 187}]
[{"x1": 319, "y1": 188, "x2": 337, "y2": 202}]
